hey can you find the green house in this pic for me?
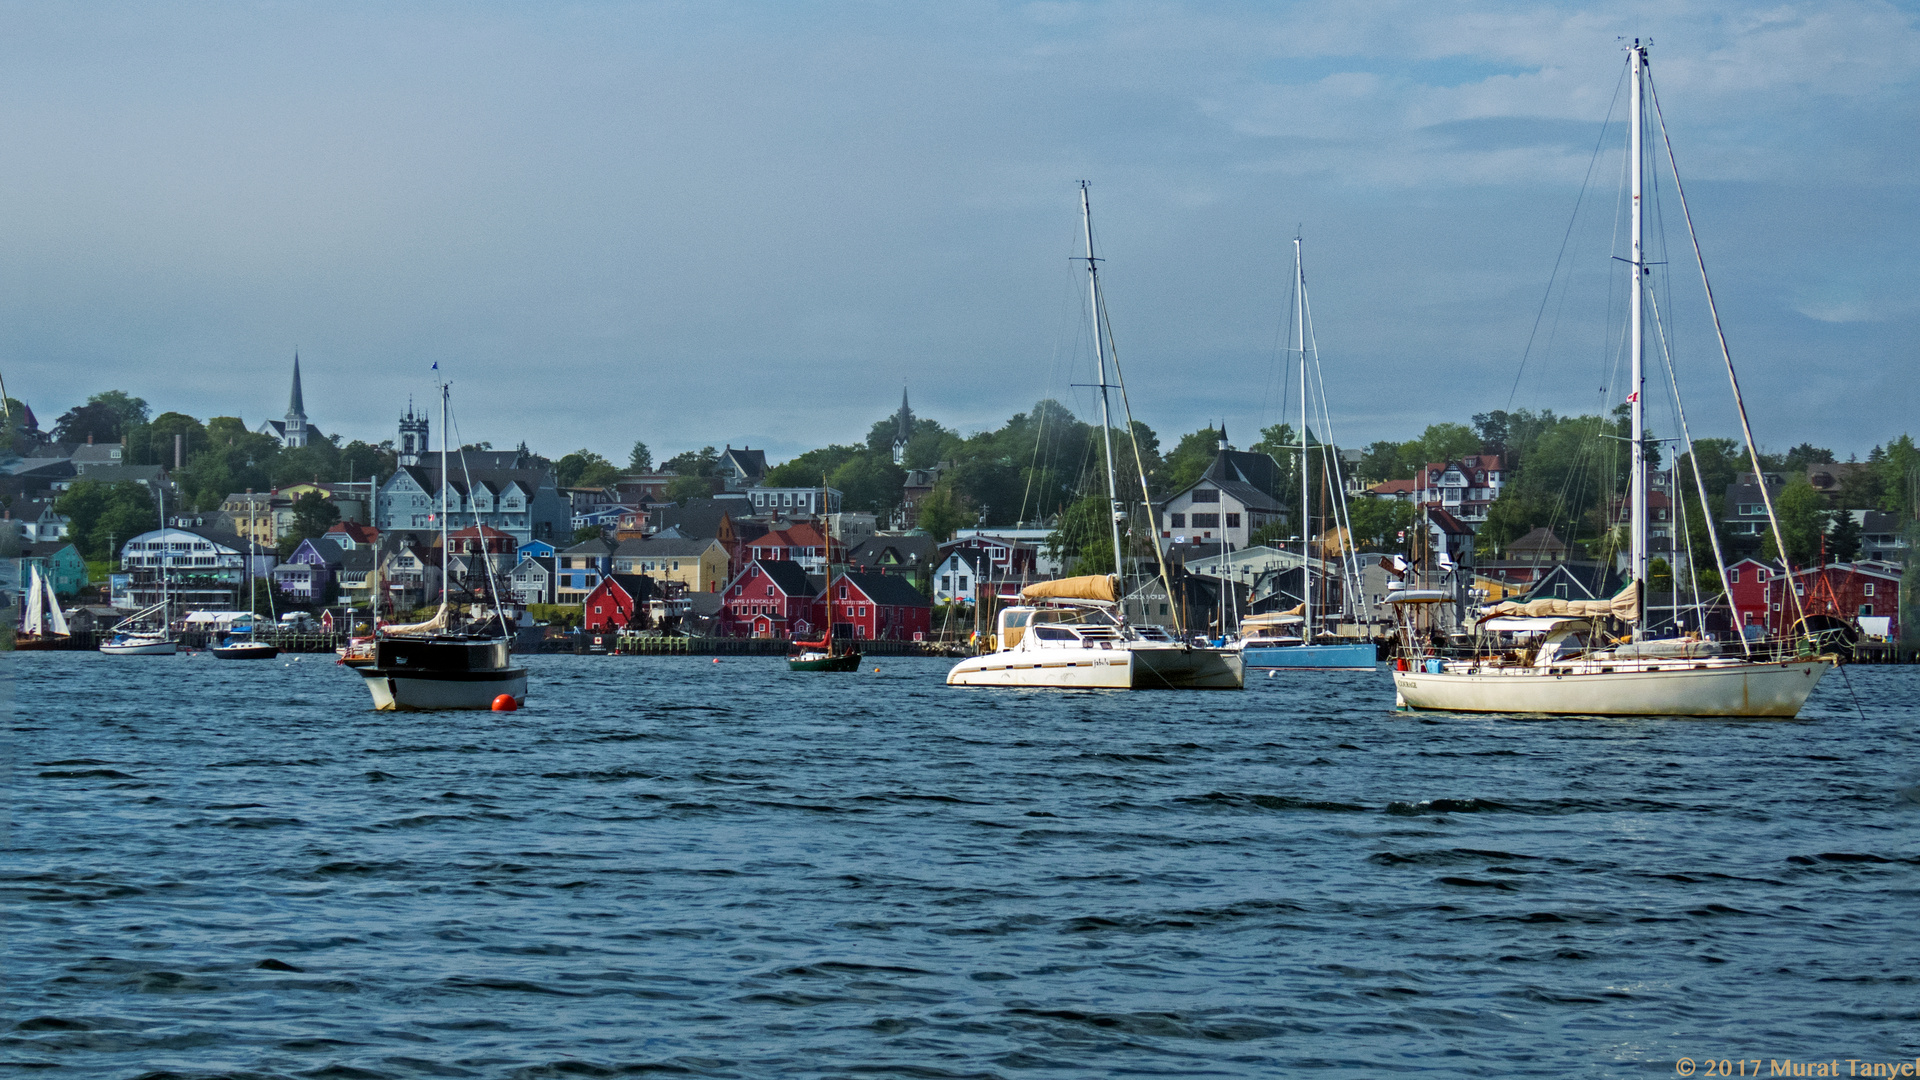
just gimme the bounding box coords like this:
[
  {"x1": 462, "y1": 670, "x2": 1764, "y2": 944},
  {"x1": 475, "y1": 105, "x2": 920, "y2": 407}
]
[{"x1": 17, "y1": 542, "x2": 89, "y2": 597}]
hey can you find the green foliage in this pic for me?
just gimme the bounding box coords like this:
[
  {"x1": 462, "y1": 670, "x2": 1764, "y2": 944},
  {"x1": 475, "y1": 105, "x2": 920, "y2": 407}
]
[
  {"x1": 662, "y1": 446, "x2": 720, "y2": 477},
  {"x1": 629, "y1": 441, "x2": 653, "y2": 472},
  {"x1": 572, "y1": 524, "x2": 606, "y2": 544},
  {"x1": 1046, "y1": 494, "x2": 1117, "y2": 575},
  {"x1": 1826, "y1": 510, "x2": 1861, "y2": 562},
  {"x1": 915, "y1": 483, "x2": 968, "y2": 542},
  {"x1": 1476, "y1": 412, "x2": 1628, "y2": 556},
  {"x1": 0, "y1": 398, "x2": 41, "y2": 454},
  {"x1": 1648, "y1": 557, "x2": 1674, "y2": 592},
  {"x1": 1346, "y1": 497, "x2": 1416, "y2": 551},
  {"x1": 526, "y1": 603, "x2": 582, "y2": 627},
  {"x1": 556, "y1": 450, "x2": 621, "y2": 488},
  {"x1": 1761, "y1": 475, "x2": 1827, "y2": 565},
  {"x1": 1160, "y1": 426, "x2": 1221, "y2": 496},
  {"x1": 290, "y1": 492, "x2": 340, "y2": 541},
  {"x1": 55, "y1": 480, "x2": 157, "y2": 560},
  {"x1": 1782, "y1": 443, "x2": 1834, "y2": 471},
  {"x1": 339, "y1": 440, "x2": 396, "y2": 486},
  {"x1": 665, "y1": 475, "x2": 716, "y2": 504},
  {"x1": 763, "y1": 445, "x2": 864, "y2": 488}
]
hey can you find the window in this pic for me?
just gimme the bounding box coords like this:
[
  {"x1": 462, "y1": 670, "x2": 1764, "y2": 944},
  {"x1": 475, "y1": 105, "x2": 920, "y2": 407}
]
[
  {"x1": 1860, "y1": 604, "x2": 1873, "y2": 617},
  {"x1": 1864, "y1": 582, "x2": 1875, "y2": 596},
  {"x1": 1191, "y1": 488, "x2": 1220, "y2": 503},
  {"x1": 839, "y1": 585, "x2": 848, "y2": 600},
  {"x1": 957, "y1": 576, "x2": 968, "y2": 592},
  {"x1": 941, "y1": 575, "x2": 952, "y2": 591},
  {"x1": 858, "y1": 606, "x2": 867, "y2": 616},
  {"x1": 765, "y1": 585, "x2": 774, "y2": 597},
  {"x1": 1191, "y1": 513, "x2": 1220, "y2": 529},
  {"x1": 1170, "y1": 513, "x2": 1185, "y2": 528},
  {"x1": 1225, "y1": 514, "x2": 1241, "y2": 529},
  {"x1": 594, "y1": 606, "x2": 603, "y2": 614},
  {"x1": 1728, "y1": 568, "x2": 1739, "y2": 584},
  {"x1": 1794, "y1": 582, "x2": 1805, "y2": 596}
]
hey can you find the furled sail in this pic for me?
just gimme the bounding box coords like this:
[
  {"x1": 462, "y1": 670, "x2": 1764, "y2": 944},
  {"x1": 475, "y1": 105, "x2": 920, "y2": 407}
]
[
  {"x1": 1021, "y1": 575, "x2": 1119, "y2": 603},
  {"x1": 1477, "y1": 579, "x2": 1640, "y2": 624}
]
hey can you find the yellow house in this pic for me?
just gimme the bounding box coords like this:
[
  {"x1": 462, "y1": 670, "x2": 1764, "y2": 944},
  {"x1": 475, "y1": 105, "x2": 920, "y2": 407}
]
[{"x1": 612, "y1": 536, "x2": 729, "y2": 594}]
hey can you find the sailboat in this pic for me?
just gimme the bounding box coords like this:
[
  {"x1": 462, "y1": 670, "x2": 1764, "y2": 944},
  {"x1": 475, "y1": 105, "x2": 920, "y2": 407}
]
[
  {"x1": 790, "y1": 481, "x2": 862, "y2": 672},
  {"x1": 101, "y1": 485, "x2": 178, "y2": 655},
  {"x1": 947, "y1": 184, "x2": 1245, "y2": 691},
  {"x1": 1237, "y1": 237, "x2": 1376, "y2": 671},
  {"x1": 212, "y1": 496, "x2": 277, "y2": 659},
  {"x1": 14, "y1": 564, "x2": 71, "y2": 650},
  {"x1": 353, "y1": 380, "x2": 527, "y2": 710},
  {"x1": 1391, "y1": 41, "x2": 1833, "y2": 717}
]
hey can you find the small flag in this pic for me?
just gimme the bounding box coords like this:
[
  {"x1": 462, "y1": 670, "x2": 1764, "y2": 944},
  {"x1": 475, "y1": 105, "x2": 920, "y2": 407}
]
[
  {"x1": 1626, "y1": 390, "x2": 1639, "y2": 403},
  {"x1": 431, "y1": 361, "x2": 439, "y2": 370}
]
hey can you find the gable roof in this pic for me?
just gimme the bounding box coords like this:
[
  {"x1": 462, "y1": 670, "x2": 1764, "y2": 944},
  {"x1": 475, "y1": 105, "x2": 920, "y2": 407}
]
[
  {"x1": 748, "y1": 558, "x2": 817, "y2": 598},
  {"x1": 720, "y1": 447, "x2": 767, "y2": 478},
  {"x1": 842, "y1": 570, "x2": 931, "y2": 608},
  {"x1": 562, "y1": 536, "x2": 616, "y2": 556},
  {"x1": 651, "y1": 497, "x2": 750, "y2": 540},
  {"x1": 1204, "y1": 448, "x2": 1287, "y2": 502},
  {"x1": 848, "y1": 534, "x2": 939, "y2": 567},
  {"x1": 614, "y1": 535, "x2": 721, "y2": 558},
  {"x1": 591, "y1": 573, "x2": 655, "y2": 603}
]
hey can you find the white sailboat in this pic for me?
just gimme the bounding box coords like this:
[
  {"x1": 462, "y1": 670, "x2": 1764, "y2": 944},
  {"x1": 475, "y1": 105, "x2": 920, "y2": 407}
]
[
  {"x1": 947, "y1": 184, "x2": 1245, "y2": 691},
  {"x1": 101, "y1": 485, "x2": 178, "y2": 656},
  {"x1": 15, "y1": 564, "x2": 72, "y2": 650},
  {"x1": 1391, "y1": 41, "x2": 1833, "y2": 718},
  {"x1": 1237, "y1": 235, "x2": 1375, "y2": 670}
]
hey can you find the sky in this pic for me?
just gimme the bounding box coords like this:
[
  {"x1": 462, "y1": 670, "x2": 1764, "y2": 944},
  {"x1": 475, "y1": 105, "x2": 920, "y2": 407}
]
[{"x1": 1, "y1": 0, "x2": 1915, "y2": 465}]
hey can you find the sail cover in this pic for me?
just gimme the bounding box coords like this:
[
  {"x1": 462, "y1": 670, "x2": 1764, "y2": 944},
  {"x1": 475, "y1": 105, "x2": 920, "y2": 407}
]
[
  {"x1": 1021, "y1": 575, "x2": 1119, "y2": 603},
  {"x1": 1478, "y1": 579, "x2": 1640, "y2": 624}
]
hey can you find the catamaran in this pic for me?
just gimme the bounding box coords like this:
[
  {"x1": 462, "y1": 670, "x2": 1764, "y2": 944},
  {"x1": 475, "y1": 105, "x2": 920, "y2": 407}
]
[
  {"x1": 1390, "y1": 42, "x2": 1833, "y2": 717},
  {"x1": 353, "y1": 379, "x2": 527, "y2": 710},
  {"x1": 947, "y1": 184, "x2": 1244, "y2": 691}
]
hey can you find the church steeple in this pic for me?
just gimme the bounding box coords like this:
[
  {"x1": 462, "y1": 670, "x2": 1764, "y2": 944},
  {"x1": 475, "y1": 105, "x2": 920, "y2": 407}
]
[
  {"x1": 892, "y1": 386, "x2": 913, "y2": 466},
  {"x1": 283, "y1": 352, "x2": 308, "y2": 448}
]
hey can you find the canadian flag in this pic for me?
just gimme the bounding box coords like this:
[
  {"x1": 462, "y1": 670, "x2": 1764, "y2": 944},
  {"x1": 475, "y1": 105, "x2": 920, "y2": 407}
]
[{"x1": 1626, "y1": 391, "x2": 1640, "y2": 404}]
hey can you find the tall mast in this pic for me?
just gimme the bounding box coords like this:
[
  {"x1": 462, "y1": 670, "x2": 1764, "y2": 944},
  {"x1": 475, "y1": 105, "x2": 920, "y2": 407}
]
[
  {"x1": 1080, "y1": 182, "x2": 1125, "y2": 578},
  {"x1": 1629, "y1": 41, "x2": 1649, "y2": 632},
  {"x1": 1296, "y1": 236, "x2": 1313, "y2": 645},
  {"x1": 440, "y1": 379, "x2": 451, "y2": 615}
]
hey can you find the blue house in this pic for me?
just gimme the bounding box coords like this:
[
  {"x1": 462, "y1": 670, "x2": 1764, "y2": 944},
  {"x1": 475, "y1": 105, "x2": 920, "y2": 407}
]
[
  {"x1": 518, "y1": 538, "x2": 558, "y2": 563},
  {"x1": 14, "y1": 542, "x2": 88, "y2": 597},
  {"x1": 272, "y1": 538, "x2": 345, "y2": 601}
]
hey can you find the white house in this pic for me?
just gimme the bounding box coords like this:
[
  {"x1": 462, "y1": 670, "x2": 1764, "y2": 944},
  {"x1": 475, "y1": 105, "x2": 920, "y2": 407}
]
[
  {"x1": 375, "y1": 465, "x2": 569, "y2": 544},
  {"x1": 747, "y1": 486, "x2": 842, "y2": 517},
  {"x1": 1157, "y1": 435, "x2": 1289, "y2": 553}
]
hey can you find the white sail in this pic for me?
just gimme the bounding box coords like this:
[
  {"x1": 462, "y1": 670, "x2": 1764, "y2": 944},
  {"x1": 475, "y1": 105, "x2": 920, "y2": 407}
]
[
  {"x1": 23, "y1": 566, "x2": 44, "y2": 636},
  {"x1": 42, "y1": 569, "x2": 69, "y2": 636}
]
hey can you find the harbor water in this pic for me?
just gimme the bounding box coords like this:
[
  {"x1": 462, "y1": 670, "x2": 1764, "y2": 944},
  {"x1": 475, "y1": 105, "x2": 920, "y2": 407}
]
[{"x1": 5, "y1": 653, "x2": 1918, "y2": 1077}]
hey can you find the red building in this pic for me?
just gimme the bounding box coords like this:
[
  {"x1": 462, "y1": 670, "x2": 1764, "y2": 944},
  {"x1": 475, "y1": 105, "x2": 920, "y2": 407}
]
[
  {"x1": 1723, "y1": 557, "x2": 1781, "y2": 634},
  {"x1": 832, "y1": 571, "x2": 933, "y2": 641},
  {"x1": 720, "y1": 559, "x2": 820, "y2": 638},
  {"x1": 582, "y1": 573, "x2": 655, "y2": 631},
  {"x1": 1765, "y1": 561, "x2": 1902, "y2": 639}
]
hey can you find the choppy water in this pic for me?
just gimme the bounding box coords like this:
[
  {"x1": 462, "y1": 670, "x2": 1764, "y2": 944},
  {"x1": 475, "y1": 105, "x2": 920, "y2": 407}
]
[{"x1": 5, "y1": 653, "x2": 1918, "y2": 1078}]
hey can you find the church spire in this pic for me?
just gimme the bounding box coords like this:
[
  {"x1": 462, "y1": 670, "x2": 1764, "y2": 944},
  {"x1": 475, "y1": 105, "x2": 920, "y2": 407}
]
[
  {"x1": 287, "y1": 352, "x2": 306, "y2": 421},
  {"x1": 891, "y1": 386, "x2": 913, "y2": 466}
]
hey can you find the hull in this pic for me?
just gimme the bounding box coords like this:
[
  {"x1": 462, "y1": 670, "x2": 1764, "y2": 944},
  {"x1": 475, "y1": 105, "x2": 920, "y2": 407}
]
[
  {"x1": 358, "y1": 665, "x2": 528, "y2": 711},
  {"x1": 947, "y1": 644, "x2": 1244, "y2": 690},
  {"x1": 1243, "y1": 641, "x2": 1376, "y2": 670},
  {"x1": 212, "y1": 642, "x2": 279, "y2": 660},
  {"x1": 12, "y1": 636, "x2": 70, "y2": 651},
  {"x1": 790, "y1": 651, "x2": 863, "y2": 672},
  {"x1": 100, "y1": 638, "x2": 178, "y2": 656},
  {"x1": 1393, "y1": 658, "x2": 1832, "y2": 718}
]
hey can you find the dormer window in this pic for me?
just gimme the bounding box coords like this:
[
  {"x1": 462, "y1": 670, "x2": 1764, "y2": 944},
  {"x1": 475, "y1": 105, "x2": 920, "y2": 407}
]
[{"x1": 1190, "y1": 488, "x2": 1220, "y2": 504}]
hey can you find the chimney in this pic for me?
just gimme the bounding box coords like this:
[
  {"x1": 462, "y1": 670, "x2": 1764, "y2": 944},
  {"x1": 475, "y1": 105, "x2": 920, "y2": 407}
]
[
  {"x1": 174, "y1": 433, "x2": 183, "y2": 469},
  {"x1": 87, "y1": 434, "x2": 93, "y2": 445}
]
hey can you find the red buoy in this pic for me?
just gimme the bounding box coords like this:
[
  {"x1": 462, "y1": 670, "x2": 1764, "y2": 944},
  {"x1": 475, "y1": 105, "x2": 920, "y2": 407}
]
[{"x1": 492, "y1": 694, "x2": 518, "y2": 711}]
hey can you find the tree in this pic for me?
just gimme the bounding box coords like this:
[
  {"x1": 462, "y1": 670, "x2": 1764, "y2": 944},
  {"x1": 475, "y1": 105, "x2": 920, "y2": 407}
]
[
  {"x1": 915, "y1": 482, "x2": 968, "y2": 542},
  {"x1": 1346, "y1": 497, "x2": 1416, "y2": 551},
  {"x1": 828, "y1": 452, "x2": 906, "y2": 514},
  {"x1": 1045, "y1": 494, "x2": 1118, "y2": 575},
  {"x1": 556, "y1": 450, "x2": 620, "y2": 488},
  {"x1": 666, "y1": 475, "x2": 715, "y2": 504},
  {"x1": 1826, "y1": 510, "x2": 1861, "y2": 563},
  {"x1": 629, "y1": 441, "x2": 653, "y2": 472},
  {"x1": 662, "y1": 446, "x2": 721, "y2": 477},
  {"x1": 1160, "y1": 426, "x2": 1222, "y2": 496},
  {"x1": 339, "y1": 440, "x2": 397, "y2": 486},
  {"x1": 1762, "y1": 475, "x2": 1827, "y2": 565},
  {"x1": 0, "y1": 398, "x2": 42, "y2": 455},
  {"x1": 133, "y1": 411, "x2": 209, "y2": 466},
  {"x1": 55, "y1": 480, "x2": 157, "y2": 560},
  {"x1": 290, "y1": 492, "x2": 340, "y2": 541},
  {"x1": 1648, "y1": 557, "x2": 1674, "y2": 593},
  {"x1": 1782, "y1": 443, "x2": 1834, "y2": 471},
  {"x1": 87, "y1": 390, "x2": 149, "y2": 431},
  {"x1": 573, "y1": 524, "x2": 606, "y2": 545},
  {"x1": 52, "y1": 402, "x2": 124, "y2": 443}
]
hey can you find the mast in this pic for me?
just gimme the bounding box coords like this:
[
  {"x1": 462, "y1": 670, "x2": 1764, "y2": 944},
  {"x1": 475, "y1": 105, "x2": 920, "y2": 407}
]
[
  {"x1": 1296, "y1": 236, "x2": 1313, "y2": 645},
  {"x1": 440, "y1": 379, "x2": 451, "y2": 620},
  {"x1": 1080, "y1": 182, "x2": 1125, "y2": 580},
  {"x1": 1628, "y1": 40, "x2": 1649, "y2": 633},
  {"x1": 158, "y1": 483, "x2": 169, "y2": 634}
]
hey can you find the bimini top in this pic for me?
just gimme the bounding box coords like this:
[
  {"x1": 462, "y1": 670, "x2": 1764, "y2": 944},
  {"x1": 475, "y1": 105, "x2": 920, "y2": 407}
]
[
  {"x1": 1477, "y1": 579, "x2": 1639, "y2": 624},
  {"x1": 1021, "y1": 574, "x2": 1119, "y2": 604}
]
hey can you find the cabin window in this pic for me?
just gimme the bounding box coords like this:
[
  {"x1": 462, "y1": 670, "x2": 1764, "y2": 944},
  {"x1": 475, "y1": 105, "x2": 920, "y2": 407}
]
[{"x1": 1191, "y1": 488, "x2": 1219, "y2": 503}]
